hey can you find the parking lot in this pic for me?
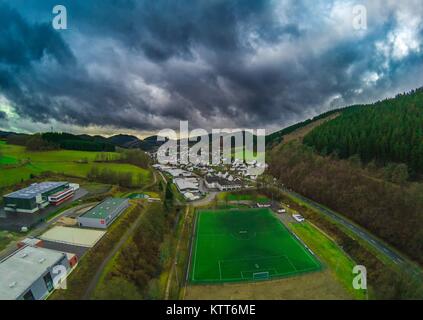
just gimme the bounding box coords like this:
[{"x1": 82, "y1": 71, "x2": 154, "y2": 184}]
[
  {"x1": 41, "y1": 240, "x2": 88, "y2": 258},
  {"x1": 0, "y1": 188, "x2": 87, "y2": 231}
]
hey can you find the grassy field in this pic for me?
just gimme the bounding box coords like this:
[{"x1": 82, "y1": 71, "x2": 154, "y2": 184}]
[
  {"x1": 0, "y1": 155, "x2": 18, "y2": 165},
  {"x1": 217, "y1": 192, "x2": 269, "y2": 203},
  {"x1": 0, "y1": 230, "x2": 22, "y2": 252},
  {"x1": 289, "y1": 221, "x2": 366, "y2": 300},
  {"x1": 0, "y1": 143, "x2": 150, "y2": 187},
  {"x1": 190, "y1": 208, "x2": 321, "y2": 283},
  {"x1": 184, "y1": 269, "x2": 351, "y2": 300},
  {"x1": 232, "y1": 146, "x2": 265, "y2": 162},
  {"x1": 227, "y1": 194, "x2": 269, "y2": 203}
]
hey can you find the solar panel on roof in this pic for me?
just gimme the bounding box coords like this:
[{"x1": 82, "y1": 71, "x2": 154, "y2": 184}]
[{"x1": 4, "y1": 182, "x2": 68, "y2": 199}]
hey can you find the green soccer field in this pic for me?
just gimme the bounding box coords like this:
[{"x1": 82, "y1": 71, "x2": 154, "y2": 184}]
[{"x1": 190, "y1": 208, "x2": 321, "y2": 283}]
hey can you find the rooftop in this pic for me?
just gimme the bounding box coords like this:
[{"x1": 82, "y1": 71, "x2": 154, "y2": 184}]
[
  {"x1": 205, "y1": 175, "x2": 241, "y2": 186},
  {"x1": 0, "y1": 246, "x2": 66, "y2": 300},
  {"x1": 80, "y1": 198, "x2": 128, "y2": 220},
  {"x1": 4, "y1": 182, "x2": 68, "y2": 200},
  {"x1": 174, "y1": 178, "x2": 199, "y2": 191},
  {"x1": 40, "y1": 226, "x2": 106, "y2": 247},
  {"x1": 166, "y1": 168, "x2": 189, "y2": 177}
]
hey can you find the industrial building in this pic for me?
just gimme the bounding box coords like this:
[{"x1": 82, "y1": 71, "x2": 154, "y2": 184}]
[
  {"x1": 0, "y1": 246, "x2": 75, "y2": 300},
  {"x1": 173, "y1": 178, "x2": 202, "y2": 201},
  {"x1": 2, "y1": 182, "x2": 78, "y2": 213},
  {"x1": 48, "y1": 184, "x2": 78, "y2": 206},
  {"x1": 77, "y1": 198, "x2": 130, "y2": 229},
  {"x1": 174, "y1": 178, "x2": 199, "y2": 193}
]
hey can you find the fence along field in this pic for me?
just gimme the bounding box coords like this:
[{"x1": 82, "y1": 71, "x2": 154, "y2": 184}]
[{"x1": 190, "y1": 208, "x2": 321, "y2": 283}]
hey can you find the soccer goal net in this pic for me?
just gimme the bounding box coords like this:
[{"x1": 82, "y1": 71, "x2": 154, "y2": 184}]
[{"x1": 253, "y1": 271, "x2": 270, "y2": 280}]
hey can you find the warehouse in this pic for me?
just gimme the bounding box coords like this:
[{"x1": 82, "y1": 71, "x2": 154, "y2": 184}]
[
  {"x1": 77, "y1": 198, "x2": 130, "y2": 229},
  {"x1": 0, "y1": 246, "x2": 74, "y2": 300},
  {"x1": 3, "y1": 182, "x2": 72, "y2": 213},
  {"x1": 48, "y1": 183, "x2": 79, "y2": 206},
  {"x1": 174, "y1": 178, "x2": 199, "y2": 193}
]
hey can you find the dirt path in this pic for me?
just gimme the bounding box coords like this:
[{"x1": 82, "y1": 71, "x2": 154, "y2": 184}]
[
  {"x1": 191, "y1": 191, "x2": 218, "y2": 207},
  {"x1": 82, "y1": 208, "x2": 144, "y2": 299},
  {"x1": 164, "y1": 206, "x2": 190, "y2": 299},
  {"x1": 142, "y1": 168, "x2": 157, "y2": 190}
]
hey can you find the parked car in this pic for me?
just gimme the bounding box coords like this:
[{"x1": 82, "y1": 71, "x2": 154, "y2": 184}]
[{"x1": 292, "y1": 214, "x2": 305, "y2": 222}]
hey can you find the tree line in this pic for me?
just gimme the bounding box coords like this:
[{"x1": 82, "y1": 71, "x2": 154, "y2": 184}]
[
  {"x1": 87, "y1": 166, "x2": 146, "y2": 188},
  {"x1": 42, "y1": 132, "x2": 115, "y2": 151},
  {"x1": 5, "y1": 132, "x2": 116, "y2": 152},
  {"x1": 94, "y1": 149, "x2": 151, "y2": 169},
  {"x1": 303, "y1": 88, "x2": 423, "y2": 177},
  {"x1": 117, "y1": 148, "x2": 151, "y2": 169},
  {"x1": 6, "y1": 133, "x2": 58, "y2": 151},
  {"x1": 96, "y1": 203, "x2": 179, "y2": 299}
]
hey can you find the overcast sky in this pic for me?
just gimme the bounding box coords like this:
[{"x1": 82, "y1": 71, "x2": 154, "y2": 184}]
[{"x1": 0, "y1": 0, "x2": 422, "y2": 138}]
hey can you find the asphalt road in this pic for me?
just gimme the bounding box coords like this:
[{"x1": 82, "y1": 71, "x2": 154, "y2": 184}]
[
  {"x1": 0, "y1": 188, "x2": 88, "y2": 230},
  {"x1": 281, "y1": 187, "x2": 422, "y2": 278}
]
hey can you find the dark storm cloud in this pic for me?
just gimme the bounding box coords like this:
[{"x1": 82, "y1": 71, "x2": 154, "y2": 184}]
[
  {"x1": 0, "y1": 2, "x2": 74, "y2": 67},
  {"x1": 0, "y1": 1, "x2": 77, "y2": 127},
  {"x1": 1, "y1": 0, "x2": 423, "y2": 133},
  {"x1": 0, "y1": 110, "x2": 6, "y2": 120}
]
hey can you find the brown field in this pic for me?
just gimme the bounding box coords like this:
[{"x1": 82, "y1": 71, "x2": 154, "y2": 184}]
[
  {"x1": 282, "y1": 113, "x2": 340, "y2": 144},
  {"x1": 184, "y1": 269, "x2": 352, "y2": 300}
]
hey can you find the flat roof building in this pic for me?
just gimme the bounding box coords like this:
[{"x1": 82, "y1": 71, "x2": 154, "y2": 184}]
[
  {"x1": 77, "y1": 198, "x2": 130, "y2": 229},
  {"x1": 166, "y1": 168, "x2": 191, "y2": 177},
  {"x1": 40, "y1": 226, "x2": 106, "y2": 247},
  {"x1": 3, "y1": 182, "x2": 71, "y2": 213},
  {"x1": 0, "y1": 246, "x2": 73, "y2": 300},
  {"x1": 174, "y1": 178, "x2": 199, "y2": 192}
]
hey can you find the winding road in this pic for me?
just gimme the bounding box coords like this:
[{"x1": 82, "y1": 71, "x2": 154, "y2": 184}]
[{"x1": 280, "y1": 187, "x2": 422, "y2": 278}]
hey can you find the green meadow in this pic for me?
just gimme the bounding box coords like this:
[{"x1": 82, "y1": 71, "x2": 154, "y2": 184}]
[
  {"x1": 232, "y1": 146, "x2": 265, "y2": 162},
  {"x1": 0, "y1": 142, "x2": 150, "y2": 188},
  {"x1": 216, "y1": 192, "x2": 269, "y2": 203}
]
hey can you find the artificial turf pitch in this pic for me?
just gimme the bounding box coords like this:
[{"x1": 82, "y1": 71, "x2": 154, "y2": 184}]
[{"x1": 190, "y1": 208, "x2": 321, "y2": 283}]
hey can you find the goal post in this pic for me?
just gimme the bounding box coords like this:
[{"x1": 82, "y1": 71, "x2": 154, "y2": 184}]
[{"x1": 253, "y1": 271, "x2": 269, "y2": 280}]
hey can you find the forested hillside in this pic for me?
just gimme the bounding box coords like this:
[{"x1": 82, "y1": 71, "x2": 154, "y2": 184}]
[
  {"x1": 303, "y1": 88, "x2": 423, "y2": 176},
  {"x1": 267, "y1": 142, "x2": 423, "y2": 265},
  {"x1": 42, "y1": 132, "x2": 116, "y2": 152},
  {"x1": 266, "y1": 109, "x2": 340, "y2": 147}
]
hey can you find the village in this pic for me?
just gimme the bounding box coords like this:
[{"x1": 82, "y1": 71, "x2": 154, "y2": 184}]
[{"x1": 152, "y1": 149, "x2": 267, "y2": 202}]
